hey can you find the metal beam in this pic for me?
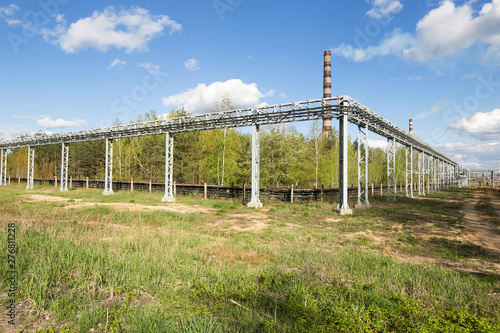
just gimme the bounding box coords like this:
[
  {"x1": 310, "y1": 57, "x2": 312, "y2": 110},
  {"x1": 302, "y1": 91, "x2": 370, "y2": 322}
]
[
  {"x1": 335, "y1": 109, "x2": 352, "y2": 215},
  {"x1": 162, "y1": 132, "x2": 175, "y2": 202},
  {"x1": 0, "y1": 149, "x2": 6, "y2": 186},
  {"x1": 387, "y1": 137, "x2": 396, "y2": 201},
  {"x1": 26, "y1": 146, "x2": 34, "y2": 190},
  {"x1": 60, "y1": 143, "x2": 69, "y2": 192},
  {"x1": 356, "y1": 124, "x2": 370, "y2": 207},
  {"x1": 103, "y1": 138, "x2": 113, "y2": 195},
  {"x1": 405, "y1": 146, "x2": 413, "y2": 197},
  {"x1": 0, "y1": 96, "x2": 459, "y2": 167},
  {"x1": 418, "y1": 151, "x2": 425, "y2": 196},
  {"x1": 247, "y1": 123, "x2": 262, "y2": 208}
]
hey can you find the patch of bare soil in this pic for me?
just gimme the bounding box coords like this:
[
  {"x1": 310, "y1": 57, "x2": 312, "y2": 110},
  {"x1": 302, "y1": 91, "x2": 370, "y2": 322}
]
[{"x1": 461, "y1": 189, "x2": 500, "y2": 255}]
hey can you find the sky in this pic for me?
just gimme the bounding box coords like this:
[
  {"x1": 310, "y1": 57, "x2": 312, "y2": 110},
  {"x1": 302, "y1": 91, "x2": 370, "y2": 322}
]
[{"x1": 0, "y1": 0, "x2": 499, "y2": 170}]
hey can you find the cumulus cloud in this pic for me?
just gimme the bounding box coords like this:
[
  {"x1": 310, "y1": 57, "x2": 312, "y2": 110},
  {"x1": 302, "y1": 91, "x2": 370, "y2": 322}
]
[
  {"x1": 0, "y1": 124, "x2": 33, "y2": 141},
  {"x1": 108, "y1": 58, "x2": 127, "y2": 69},
  {"x1": 137, "y1": 62, "x2": 160, "y2": 74},
  {"x1": 184, "y1": 58, "x2": 200, "y2": 71},
  {"x1": 448, "y1": 109, "x2": 500, "y2": 140},
  {"x1": 333, "y1": 0, "x2": 500, "y2": 62},
  {"x1": 37, "y1": 117, "x2": 88, "y2": 129},
  {"x1": 47, "y1": 6, "x2": 182, "y2": 53},
  {"x1": 162, "y1": 79, "x2": 274, "y2": 114},
  {"x1": 12, "y1": 115, "x2": 34, "y2": 120},
  {"x1": 367, "y1": 139, "x2": 388, "y2": 149},
  {"x1": 435, "y1": 140, "x2": 500, "y2": 168},
  {"x1": 331, "y1": 29, "x2": 414, "y2": 62},
  {"x1": 366, "y1": 0, "x2": 403, "y2": 19}
]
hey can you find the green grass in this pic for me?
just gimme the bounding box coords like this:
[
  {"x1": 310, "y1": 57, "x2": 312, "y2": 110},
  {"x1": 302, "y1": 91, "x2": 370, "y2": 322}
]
[{"x1": 0, "y1": 184, "x2": 499, "y2": 332}]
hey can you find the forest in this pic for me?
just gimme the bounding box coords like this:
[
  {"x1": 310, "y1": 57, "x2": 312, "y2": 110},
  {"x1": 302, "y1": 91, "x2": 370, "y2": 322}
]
[{"x1": 4, "y1": 98, "x2": 409, "y2": 189}]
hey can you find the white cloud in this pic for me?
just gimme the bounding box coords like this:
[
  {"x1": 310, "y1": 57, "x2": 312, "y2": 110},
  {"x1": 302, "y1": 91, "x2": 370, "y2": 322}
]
[
  {"x1": 137, "y1": 62, "x2": 160, "y2": 74},
  {"x1": 404, "y1": 0, "x2": 500, "y2": 61},
  {"x1": 435, "y1": 140, "x2": 500, "y2": 169},
  {"x1": 0, "y1": 124, "x2": 33, "y2": 141},
  {"x1": 49, "y1": 6, "x2": 182, "y2": 54},
  {"x1": 162, "y1": 79, "x2": 274, "y2": 114},
  {"x1": 333, "y1": 0, "x2": 500, "y2": 62},
  {"x1": 331, "y1": 29, "x2": 414, "y2": 62},
  {"x1": 0, "y1": 4, "x2": 19, "y2": 17},
  {"x1": 448, "y1": 109, "x2": 500, "y2": 140},
  {"x1": 366, "y1": 0, "x2": 403, "y2": 19},
  {"x1": 37, "y1": 116, "x2": 88, "y2": 129},
  {"x1": 184, "y1": 58, "x2": 200, "y2": 71},
  {"x1": 12, "y1": 115, "x2": 34, "y2": 120},
  {"x1": 367, "y1": 139, "x2": 388, "y2": 149},
  {"x1": 108, "y1": 58, "x2": 127, "y2": 69}
]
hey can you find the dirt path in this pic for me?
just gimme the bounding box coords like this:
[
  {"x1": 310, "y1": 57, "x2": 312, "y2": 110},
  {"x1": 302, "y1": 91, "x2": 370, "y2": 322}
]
[{"x1": 461, "y1": 188, "x2": 500, "y2": 255}]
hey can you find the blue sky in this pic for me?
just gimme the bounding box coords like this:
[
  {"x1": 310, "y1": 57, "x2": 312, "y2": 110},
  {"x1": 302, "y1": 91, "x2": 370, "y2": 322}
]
[{"x1": 0, "y1": 0, "x2": 499, "y2": 169}]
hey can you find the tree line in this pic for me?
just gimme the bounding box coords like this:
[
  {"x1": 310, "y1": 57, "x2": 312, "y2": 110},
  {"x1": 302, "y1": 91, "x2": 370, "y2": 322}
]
[{"x1": 4, "y1": 98, "x2": 409, "y2": 189}]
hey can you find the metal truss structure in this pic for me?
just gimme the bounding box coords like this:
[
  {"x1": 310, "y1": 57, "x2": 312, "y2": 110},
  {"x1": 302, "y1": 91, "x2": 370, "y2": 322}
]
[
  {"x1": 418, "y1": 152, "x2": 424, "y2": 196},
  {"x1": 0, "y1": 96, "x2": 459, "y2": 213},
  {"x1": 26, "y1": 146, "x2": 34, "y2": 190},
  {"x1": 0, "y1": 149, "x2": 6, "y2": 186},
  {"x1": 386, "y1": 137, "x2": 396, "y2": 201},
  {"x1": 162, "y1": 133, "x2": 175, "y2": 202},
  {"x1": 356, "y1": 124, "x2": 369, "y2": 207},
  {"x1": 60, "y1": 143, "x2": 69, "y2": 191},
  {"x1": 103, "y1": 138, "x2": 113, "y2": 195},
  {"x1": 405, "y1": 146, "x2": 413, "y2": 198}
]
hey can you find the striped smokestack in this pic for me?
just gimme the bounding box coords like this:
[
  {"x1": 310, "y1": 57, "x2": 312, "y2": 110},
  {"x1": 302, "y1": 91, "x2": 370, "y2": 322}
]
[
  {"x1": 323, "y1": 50, "x2": 332, "y2": 133},
  {"x1": 409, "y1": 119, "x2": 414, "y2": 135}
]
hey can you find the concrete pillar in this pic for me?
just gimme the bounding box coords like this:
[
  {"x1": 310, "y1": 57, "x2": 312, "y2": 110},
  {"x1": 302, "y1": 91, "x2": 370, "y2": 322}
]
[
  {"x1": 335, "y1": 110, "x2": 352, "y2": 215},
  {"x1": 247, "y1": 123, "x2": 263, "y2": 208}
]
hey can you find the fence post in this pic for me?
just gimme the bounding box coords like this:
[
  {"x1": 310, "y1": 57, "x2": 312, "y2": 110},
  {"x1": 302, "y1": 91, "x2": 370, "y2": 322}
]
[
  {"x1": 54, "y1": 176, "x2": 57, "y2": 188},
  {"x1": 149, "y1": 180, "x2": 152, "y2": 193},
  {"x1": 291, "y1": 184, "x2": 294, "y2": 203},
  {"x1": 18, "y1": 175, "x2": 20, "y2": 184},
  {"x1": 131, "y1": 178, "x2": 134, "y2": 192},
  {"x1": 321, "y1": 184, "x2": 324, "y2": 203},
  {"x1": 174, "y1": 181, "x2": 177, "y2": 196},
  {"x1": 204, "y1": 182, "x2": 208, "y2": 200},
  {"x1": 8, "y1": 176, "x2": 10, "y2": 184},
  {"x1": 380, "y1": 183, "x2": 383, "y2": 195},
  {"x1": 371, "y1": 183, "x2": 374, "y2": 195},
  {"x1": 243, "y1": 182, "x2": 246, "y2": 203},
  {"x1": 70, "y1": 176, "x2": 72, "y2": 189}
]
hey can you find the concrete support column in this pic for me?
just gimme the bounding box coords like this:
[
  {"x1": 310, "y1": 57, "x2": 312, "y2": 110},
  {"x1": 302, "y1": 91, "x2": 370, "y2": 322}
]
[
  {"x1": 356, "y1": 124, "x2": 370, "y2": 207},
  {"x1": 386, "y1": 137, "x2": 396, "y2": 201},
  {"x1": 162, "y1": 132, "x2": 175, "y2": 202},
  {"x1": 0, "y1": 149, "x2": 7, "y2": 186},
  {"x1": 26, "y1": 146, "x2": 34, "y2": 190},
  {"x1": 335, "y1": 111, "x2": 352, "y2": 215},
  {"x1": 60, "y1": 143, "x2": 69, "y2": 192},
  {"x1": 247, "y1": 123, "x2": 263, "y2": 208},
  {"x1": 103, "y1": 138, "x2": 114, "y2": 195},
  {"x1": 405, "y1": 146, "x2": 414, "y2": 198}
]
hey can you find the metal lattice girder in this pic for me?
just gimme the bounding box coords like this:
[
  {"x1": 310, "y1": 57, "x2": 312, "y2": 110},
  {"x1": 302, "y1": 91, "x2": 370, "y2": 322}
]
[
  {"x1": 336, "y1": 110, "x2": 352, "y2": 214},
  {"x1": 427, "y1": 155, "x2": 433, "y2": 194},
  {"x1": 103, "y1": 138, "x2": 113, "y2": 195},
  {"x1": 356, "y1": 124, "x2": 370, "y2": 207},
  {"x1": 26, "y1": 146, "x2": 34, "y2": 190},
  {"x1": 405, "y1": 146, "x2": 414, "y2": 198},
  {"x1": 60, "y1": 143, "x2": 69, "y2": 191},
  {"x1": 418, "y1": 151, "x2": 425, "y2": 196},
  {"x1": 162, "y1": 132, "x2": 175, "y2": 202},
  {"x1": 386, "y1": 137, "x2": 396, "y2": 201},
  {"x1": 0, "y1": 149, "x2": 7, "y2": 186},
  {"x1": 247, "y1": 123, "x2": 263, "y2": 208},
  {"x1": 0, "y1": 96, "x2": 458, "y2": 168}
]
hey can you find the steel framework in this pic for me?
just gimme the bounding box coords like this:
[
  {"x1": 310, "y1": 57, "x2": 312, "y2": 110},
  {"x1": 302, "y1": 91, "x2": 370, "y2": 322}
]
[
  {"x1": 162, "y1": 133, "x2": 175, "y2": 202},
  {"x1": 386, "y1": 137, "x2": 396, "y2": 201},
  {"x1": 60, "y1": 143, "x2": 69, "y2": 192},
  {"x1": 418, "y1": 151, "x2": 425, "y2": 196},
  {"x1": 405, "y1": 146, "x2": 413, "y2": 198},
  {"x1": 103, "y1": 138, "x2": 113, "y2": 195},
  {"x1": 0, "y1": 96, "x2": 459, "y2": 212},
  {"x1": 356, "y1": 124, "x2": 370, "y2": 207},
  {"x1": 0, "y1": 149, "x2": 6, "y2": 186},
  {"x1": 26, "y1": 146, "x2": 34, "y2": 190}
]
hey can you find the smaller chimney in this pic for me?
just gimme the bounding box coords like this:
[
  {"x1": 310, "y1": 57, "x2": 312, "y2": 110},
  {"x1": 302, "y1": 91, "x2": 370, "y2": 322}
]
[{"x1": 409, "y1": 119, "x2": 413, "y2": 135}]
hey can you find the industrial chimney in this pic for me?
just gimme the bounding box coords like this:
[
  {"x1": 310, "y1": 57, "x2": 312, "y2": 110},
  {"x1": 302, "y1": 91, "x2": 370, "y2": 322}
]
[
  {"x1": 409, "y1": 119, "x2": 413, "y2": 135},
  {"x1": 323, "y1": 50, "x2": 332, "y2": 133}
]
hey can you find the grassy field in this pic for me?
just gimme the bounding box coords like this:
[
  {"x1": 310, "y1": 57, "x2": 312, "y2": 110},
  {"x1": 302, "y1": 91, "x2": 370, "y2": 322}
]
[{"x1": 0, "y1": 184, "x2": 499, "y2": 332}]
